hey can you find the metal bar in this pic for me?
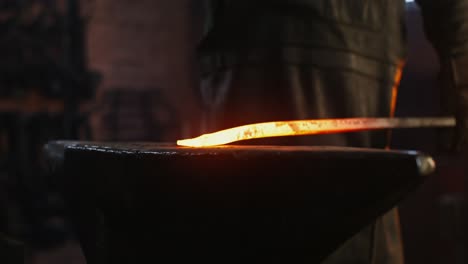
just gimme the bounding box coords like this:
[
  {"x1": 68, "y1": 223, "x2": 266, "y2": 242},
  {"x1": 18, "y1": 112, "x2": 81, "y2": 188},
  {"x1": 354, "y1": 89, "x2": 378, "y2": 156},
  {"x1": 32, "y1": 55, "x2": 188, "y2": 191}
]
[{"x1": 177, "y1": 117, "x2": 456, "y2": 147}]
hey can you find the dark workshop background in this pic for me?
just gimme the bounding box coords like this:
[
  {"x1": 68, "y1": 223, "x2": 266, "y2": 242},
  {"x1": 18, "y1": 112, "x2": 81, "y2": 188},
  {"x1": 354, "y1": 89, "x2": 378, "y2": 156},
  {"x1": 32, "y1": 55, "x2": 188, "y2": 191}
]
[{"x1": 0, "y1": 1, "x2": 466, "y2": 263}]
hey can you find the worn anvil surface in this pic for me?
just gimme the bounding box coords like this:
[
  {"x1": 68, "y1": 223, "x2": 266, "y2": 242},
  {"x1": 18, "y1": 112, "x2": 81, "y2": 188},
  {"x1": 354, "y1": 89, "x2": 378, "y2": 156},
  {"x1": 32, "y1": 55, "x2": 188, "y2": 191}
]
[{"x1": 44, "y1": 141, "x2": 434, "y2": 263}]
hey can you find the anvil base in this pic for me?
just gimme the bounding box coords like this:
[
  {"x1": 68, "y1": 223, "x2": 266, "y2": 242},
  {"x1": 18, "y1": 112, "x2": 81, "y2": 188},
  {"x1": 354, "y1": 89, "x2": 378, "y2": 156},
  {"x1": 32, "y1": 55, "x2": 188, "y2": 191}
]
[{"x1": 44, "y1": 141, "x2": 434, "y2": 263}]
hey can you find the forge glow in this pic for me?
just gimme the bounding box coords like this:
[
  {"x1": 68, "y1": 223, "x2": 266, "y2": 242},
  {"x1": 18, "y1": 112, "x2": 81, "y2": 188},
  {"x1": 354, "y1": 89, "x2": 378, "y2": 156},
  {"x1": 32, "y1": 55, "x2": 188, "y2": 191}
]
[
  {"x1": 177, "y1": 121, "x2": 322, "y2": 147},
  {"x1": 176, "y1": 117, "x2": 456, "y2": 147}
]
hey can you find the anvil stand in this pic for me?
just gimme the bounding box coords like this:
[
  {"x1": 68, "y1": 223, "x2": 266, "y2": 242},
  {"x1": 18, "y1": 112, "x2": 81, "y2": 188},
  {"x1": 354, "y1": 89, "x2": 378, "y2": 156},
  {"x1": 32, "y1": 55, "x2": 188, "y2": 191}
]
[{"x1": 44, "y1": 141, "x2": 434, "y2": 263}]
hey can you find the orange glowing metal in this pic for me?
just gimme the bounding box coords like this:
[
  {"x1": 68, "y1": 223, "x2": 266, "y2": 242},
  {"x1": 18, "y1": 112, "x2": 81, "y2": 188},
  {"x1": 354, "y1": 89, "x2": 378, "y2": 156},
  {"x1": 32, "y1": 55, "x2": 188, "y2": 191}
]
[{"x1": 177, "y1": 117, "x2": 455, "y2": 147}]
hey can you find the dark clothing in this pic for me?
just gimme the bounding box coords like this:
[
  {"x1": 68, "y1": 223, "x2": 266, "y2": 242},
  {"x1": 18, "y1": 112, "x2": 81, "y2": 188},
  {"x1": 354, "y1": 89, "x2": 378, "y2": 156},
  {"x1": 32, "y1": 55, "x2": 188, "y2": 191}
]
[
  {"x1": 195, "y1": 0, "x2": 468, "y2": 263},
  {"x1": 197, "y1": 0, "x2": 406, "y2": 150},
  {"x1": 198, "y1": 1, "x2": 406, "y2": 82},
  {"x1": 199, "y1": 0, "x2": 468, "y2": 76}
]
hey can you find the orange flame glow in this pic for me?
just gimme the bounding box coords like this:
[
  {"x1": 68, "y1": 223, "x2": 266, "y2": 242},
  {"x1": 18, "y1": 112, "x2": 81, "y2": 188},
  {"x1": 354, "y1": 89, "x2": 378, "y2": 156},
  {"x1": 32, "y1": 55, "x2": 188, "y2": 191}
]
[
  {"x1": 177, "y1": 117, "x2": 456, "y2": 147},
  {"x1": 178, "y1": 119, "x2": 377, "y2": 147}
]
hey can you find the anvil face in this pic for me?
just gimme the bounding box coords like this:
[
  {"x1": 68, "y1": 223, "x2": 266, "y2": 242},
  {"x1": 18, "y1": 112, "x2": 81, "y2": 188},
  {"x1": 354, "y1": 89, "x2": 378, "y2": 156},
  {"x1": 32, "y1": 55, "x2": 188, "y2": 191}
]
[{"x1": 45, "y1": 142, "x2": 433, "y2": 263}]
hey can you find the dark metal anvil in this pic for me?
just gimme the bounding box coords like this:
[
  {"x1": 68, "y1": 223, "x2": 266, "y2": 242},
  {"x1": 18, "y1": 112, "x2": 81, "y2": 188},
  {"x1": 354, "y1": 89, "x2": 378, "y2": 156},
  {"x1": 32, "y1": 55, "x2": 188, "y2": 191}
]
[{"x1": 44, "y1": 141, "x2": 434, "y2": 263}]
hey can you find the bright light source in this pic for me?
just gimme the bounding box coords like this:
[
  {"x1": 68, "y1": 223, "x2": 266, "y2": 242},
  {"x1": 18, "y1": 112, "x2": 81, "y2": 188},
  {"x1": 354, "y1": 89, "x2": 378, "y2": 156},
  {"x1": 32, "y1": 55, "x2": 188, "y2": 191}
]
[{"x1": 176, "y1": 117, "x2": 455, "y2": 147}]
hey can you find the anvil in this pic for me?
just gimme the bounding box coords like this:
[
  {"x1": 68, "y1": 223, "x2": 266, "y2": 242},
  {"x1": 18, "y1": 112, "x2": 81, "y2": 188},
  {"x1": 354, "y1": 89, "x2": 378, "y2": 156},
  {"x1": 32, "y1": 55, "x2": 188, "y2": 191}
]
[{"x1": 44, "y1": 141, "x2": 434, "y2": 263}]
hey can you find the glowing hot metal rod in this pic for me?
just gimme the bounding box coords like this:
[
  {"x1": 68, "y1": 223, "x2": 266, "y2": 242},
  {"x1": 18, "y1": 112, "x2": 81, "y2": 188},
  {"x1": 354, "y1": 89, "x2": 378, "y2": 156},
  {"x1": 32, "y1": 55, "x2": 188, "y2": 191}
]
[{"x1": 177, "y1": 117, "x2": 456, "y2": 147}]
